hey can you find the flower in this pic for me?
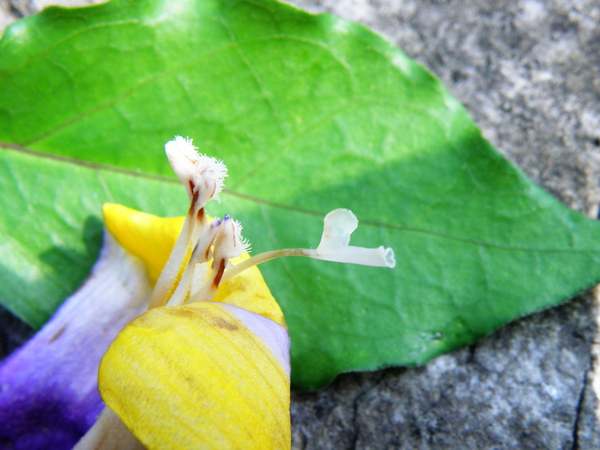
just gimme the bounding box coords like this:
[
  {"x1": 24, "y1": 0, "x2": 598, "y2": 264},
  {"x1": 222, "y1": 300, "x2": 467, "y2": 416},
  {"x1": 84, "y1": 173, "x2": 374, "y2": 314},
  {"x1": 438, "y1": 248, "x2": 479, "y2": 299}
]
[
  {"x1": 0, "y1": 228, "x2": 153, "y2": 449},
  {"x1": 0, "y1": 137, "x2": 395, "y2": 449}
]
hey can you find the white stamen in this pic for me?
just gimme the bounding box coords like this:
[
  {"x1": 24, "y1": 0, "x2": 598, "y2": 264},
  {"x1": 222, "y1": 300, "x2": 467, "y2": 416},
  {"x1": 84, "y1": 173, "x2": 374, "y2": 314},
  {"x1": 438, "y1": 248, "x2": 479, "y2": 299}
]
[
  {"x1": 165, "y1": 136, "x2": 228, "y2": 204},
  {"x1": 166, "y1": 136, "x2": 199, "y2": 163},
  {"x1": 164, "y1": 218, "x2": 224, "y2": 307},
  {"x1": 232, "y1": 219, "x2": 251, "y2": 256},
  {"x1": 196, "y1": 156, "x2": 227, "y2": 203},
  {"x1": 165, "y1": 136, "x2": 199, "y2": 199},
  {"x1": 212, "y1": 216, "x2": 250, "y2": 261}
]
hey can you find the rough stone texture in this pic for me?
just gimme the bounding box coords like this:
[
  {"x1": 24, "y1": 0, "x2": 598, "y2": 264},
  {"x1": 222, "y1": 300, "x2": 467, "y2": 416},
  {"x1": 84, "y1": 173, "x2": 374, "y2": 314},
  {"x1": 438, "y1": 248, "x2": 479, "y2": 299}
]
[
  {"x1": 1, "y1": 0, "x2": 599, "y2": 448},
  {"x1": 292, "y1": 293, "x2": 599, "y2": 449}
]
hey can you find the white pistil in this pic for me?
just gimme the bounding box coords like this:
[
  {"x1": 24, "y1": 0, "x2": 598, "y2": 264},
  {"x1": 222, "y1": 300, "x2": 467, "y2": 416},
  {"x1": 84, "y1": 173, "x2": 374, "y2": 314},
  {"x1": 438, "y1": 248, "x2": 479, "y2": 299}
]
[
  {"x1": 313, "y1": 209, "x2": 396, "y2": 268},
  {"x1": 220, "y1": 209, "x2": 395, "y2": 284}
]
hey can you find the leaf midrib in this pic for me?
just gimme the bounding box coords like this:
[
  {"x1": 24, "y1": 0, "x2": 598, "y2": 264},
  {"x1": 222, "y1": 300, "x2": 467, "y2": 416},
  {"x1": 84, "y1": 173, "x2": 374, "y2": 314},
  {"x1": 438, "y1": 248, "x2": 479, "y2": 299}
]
[{"x1": 2, "y1": 141, "x2": 596, "y2": 255}]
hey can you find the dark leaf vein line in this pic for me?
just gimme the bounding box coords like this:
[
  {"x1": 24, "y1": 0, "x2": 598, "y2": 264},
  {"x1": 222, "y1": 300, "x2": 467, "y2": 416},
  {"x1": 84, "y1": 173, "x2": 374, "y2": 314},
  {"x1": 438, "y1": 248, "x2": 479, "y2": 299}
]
[
  {"x1": 0, "y1": 141, "x2": 176, "y2": 183},
  {"x1": 2, "y1": 142, "x2": 597, "y2": 255}
]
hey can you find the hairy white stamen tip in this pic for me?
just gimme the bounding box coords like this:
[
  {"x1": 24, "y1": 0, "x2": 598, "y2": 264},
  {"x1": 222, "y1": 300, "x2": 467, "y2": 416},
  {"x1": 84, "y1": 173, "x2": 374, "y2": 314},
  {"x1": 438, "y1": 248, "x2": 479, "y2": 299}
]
[
  {"x1": 166, "y1": 136, "x2": 199, "y2": 160},
  {"x1": 232, "y1": 219, "x2": 252, "y2": 254},
  {"x1": 217, "y1": 216, "x2": 250, "y2": 258},
  {"x1": 165, "y1": 136, "x2": 229, "y2": 203},
  {"x1": 165, "y1": 136, "x2": 201, "y2": 191},
  {"x1": 194, "y1": 156, "x2": 228, "y2": 202}
]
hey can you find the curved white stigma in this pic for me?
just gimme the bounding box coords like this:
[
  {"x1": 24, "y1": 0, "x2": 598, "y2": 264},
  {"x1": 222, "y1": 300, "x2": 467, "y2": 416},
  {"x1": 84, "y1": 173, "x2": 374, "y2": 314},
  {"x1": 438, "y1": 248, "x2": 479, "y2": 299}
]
[{"x1": 314, "y1": 209, "x2": 396, "y2": 268}]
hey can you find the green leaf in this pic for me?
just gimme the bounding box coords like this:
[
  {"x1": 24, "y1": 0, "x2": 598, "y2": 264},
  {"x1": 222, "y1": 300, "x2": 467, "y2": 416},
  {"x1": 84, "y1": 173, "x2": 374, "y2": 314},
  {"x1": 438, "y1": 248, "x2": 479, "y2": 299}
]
[{"x1": 1, "y1": 0, "x2": 600, "y2": 391}]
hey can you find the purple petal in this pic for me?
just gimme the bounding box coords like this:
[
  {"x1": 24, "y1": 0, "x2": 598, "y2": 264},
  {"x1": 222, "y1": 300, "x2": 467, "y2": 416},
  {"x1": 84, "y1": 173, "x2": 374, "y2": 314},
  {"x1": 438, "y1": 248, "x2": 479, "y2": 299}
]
[
  {"x1": 0, "y1": 233, "x2": 151, "y2": 449},
  {"x1": 223, "y1": 304, "x2": 291, "y2": 378}
]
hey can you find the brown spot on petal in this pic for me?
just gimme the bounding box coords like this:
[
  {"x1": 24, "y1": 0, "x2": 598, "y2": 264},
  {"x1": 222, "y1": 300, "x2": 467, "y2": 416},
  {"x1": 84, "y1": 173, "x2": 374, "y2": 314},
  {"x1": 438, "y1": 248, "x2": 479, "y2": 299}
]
[
  {"x1": 167, "y1": 307, "x2": 197, "y2": 320},
  {"x1": 212, "y1": 317, "x2": 238, "y2": 331},
  {"x1": 48, "y1": 324, "x2": 67, "y2": 343}
]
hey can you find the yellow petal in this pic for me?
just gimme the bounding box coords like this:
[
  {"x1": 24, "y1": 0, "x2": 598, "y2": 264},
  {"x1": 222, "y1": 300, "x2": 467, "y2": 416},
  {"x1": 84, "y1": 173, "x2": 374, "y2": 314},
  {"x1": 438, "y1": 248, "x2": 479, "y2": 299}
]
[
  {"x1": 102, "y1": 203, "x2": 285, "y2": 326},
  {"x1": 102, "y1": 204, "x2": 184, "y2": 285},
  {"x1": 212, "y1": 256, "x2": 285, "y2": 327},
  {"x1": 99, "y1": 302, "x2": 290, "y2": 450}
]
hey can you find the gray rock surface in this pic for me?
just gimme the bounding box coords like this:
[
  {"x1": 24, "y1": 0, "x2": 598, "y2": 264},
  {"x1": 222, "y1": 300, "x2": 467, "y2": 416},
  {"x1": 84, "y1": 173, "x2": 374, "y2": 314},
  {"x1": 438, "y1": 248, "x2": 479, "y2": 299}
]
[
  {"x1": 292, "y1": 292, "x2": 599, "y2": 449},
  {"x1": 1, "y1": 0, "x2": 599, "y2": 448}
]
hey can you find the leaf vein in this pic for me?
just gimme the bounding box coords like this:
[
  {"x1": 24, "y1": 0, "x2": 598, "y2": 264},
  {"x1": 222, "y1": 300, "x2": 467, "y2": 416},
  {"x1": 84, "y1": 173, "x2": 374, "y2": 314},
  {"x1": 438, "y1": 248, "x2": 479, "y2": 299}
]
[{"x1": 2, "y1": 142, "x2": 596, "y2": 254}]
